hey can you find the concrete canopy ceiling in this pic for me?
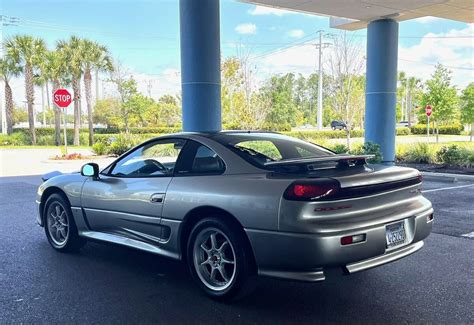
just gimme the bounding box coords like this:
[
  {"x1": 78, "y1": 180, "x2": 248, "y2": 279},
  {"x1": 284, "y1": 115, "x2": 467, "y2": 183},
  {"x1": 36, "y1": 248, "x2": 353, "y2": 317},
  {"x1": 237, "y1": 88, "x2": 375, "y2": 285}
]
[{"x1": 240, "y1": 0, "x2": 474, "y2": 30}]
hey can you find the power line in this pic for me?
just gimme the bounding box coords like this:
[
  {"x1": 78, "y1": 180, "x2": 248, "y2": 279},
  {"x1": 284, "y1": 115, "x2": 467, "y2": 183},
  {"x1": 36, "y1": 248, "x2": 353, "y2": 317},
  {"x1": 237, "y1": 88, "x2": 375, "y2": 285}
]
[{"x1": 398, "y1": 58, "x2": 474, "y2": 70}]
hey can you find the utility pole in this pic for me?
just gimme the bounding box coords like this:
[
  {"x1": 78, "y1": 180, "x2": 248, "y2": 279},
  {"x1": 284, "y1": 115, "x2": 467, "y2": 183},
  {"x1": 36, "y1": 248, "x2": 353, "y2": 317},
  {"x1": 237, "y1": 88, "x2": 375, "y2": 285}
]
[
  {"x1": 0, "y1": 15, "x2": 19, "y2": 134},
  {"x1": 315, "y1": 30, "x2": 330, "y2": 130}
]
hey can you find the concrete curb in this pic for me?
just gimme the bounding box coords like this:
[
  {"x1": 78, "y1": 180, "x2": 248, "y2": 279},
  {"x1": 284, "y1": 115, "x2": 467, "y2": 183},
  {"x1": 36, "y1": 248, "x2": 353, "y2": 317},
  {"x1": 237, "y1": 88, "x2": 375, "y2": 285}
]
[{"x1": 421, "y1": 171, "x2": 474, "y2": 182}]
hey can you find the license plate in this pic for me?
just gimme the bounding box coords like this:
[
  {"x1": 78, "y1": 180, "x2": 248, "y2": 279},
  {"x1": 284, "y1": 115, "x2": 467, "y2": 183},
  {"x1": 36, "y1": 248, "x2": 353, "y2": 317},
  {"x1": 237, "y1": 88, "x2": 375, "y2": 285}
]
[{"x1": 385, "y1": 221, "x2": 406, "y2": 248}]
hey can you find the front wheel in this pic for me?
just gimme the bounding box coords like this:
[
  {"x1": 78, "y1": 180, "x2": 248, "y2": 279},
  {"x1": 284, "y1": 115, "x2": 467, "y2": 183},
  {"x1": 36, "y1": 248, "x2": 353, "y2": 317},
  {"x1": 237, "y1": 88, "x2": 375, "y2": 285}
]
[
  {"x1": 44, "y1": 193, "x2": 85, "y2": 252},
  {"x1": 187, "y1": 217, "x2": 256, "y2": 300}
]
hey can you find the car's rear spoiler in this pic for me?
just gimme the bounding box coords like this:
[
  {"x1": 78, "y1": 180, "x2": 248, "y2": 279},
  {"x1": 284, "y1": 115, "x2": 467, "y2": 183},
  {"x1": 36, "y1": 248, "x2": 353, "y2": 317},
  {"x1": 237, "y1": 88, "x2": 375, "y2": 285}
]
[{"x1": 264, "y1": 154, "x2": 375, "y2": 168}]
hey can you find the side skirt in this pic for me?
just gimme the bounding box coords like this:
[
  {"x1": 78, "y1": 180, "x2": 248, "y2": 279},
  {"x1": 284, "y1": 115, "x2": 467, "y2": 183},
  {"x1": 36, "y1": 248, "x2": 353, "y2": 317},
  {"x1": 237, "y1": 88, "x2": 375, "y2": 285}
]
[{"x1": 79, "y1": 230, "x2": 181, "y2": 260}]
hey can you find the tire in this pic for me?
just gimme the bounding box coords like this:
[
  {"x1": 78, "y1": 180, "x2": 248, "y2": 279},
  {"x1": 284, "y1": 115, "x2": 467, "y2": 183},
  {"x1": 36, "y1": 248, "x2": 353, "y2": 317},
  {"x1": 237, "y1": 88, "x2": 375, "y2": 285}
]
[
  {"x1": 332, "y1": 127, "x2": 336, "y2": 130},
  {"x1": 44, "y1": 193, "x2": 86, "y2": 252},
  {"x1": 186, "y1": 217, "x2": 256, "y2": 301}
]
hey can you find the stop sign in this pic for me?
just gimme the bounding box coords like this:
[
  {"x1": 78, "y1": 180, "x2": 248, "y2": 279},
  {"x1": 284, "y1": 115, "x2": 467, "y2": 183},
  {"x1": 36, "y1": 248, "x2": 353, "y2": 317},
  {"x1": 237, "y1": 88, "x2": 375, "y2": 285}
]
[
  {"x1": 53, "y1": 89, "x2": 72, "y2": 108},
  {"x1": 425, "y1": 105, "x2": 432, "y2": 117}
]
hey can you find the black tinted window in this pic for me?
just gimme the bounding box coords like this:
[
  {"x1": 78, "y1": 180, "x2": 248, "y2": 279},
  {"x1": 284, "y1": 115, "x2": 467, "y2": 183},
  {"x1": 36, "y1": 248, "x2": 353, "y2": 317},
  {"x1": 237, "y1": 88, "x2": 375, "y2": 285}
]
[
  {"x1": 212, "y1": 132, "x2": 333, "y2": 167},
  {"x1": 191, "y1": 145, "x2": 225, "y2": 174}
]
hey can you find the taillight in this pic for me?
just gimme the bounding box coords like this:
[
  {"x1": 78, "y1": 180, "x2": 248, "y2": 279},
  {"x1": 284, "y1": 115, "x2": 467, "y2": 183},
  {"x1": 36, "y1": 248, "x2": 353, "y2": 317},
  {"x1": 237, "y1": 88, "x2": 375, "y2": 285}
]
[
  {"x1": 284, "y1": 179, "x2": 340, "y2": 201},
  {"x1": 417, "y1": 173, "x2": 423, "y2": 183}
]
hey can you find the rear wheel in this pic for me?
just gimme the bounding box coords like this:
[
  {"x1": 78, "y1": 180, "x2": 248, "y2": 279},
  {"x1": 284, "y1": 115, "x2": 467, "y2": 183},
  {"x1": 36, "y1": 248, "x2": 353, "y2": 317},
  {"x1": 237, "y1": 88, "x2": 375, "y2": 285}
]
[
  {"x1": 44, "y1": 193, "x2": 85, "y2": 252},
  {"x1": 187, "y1": 217, "x2": 256, "y2": 300}
]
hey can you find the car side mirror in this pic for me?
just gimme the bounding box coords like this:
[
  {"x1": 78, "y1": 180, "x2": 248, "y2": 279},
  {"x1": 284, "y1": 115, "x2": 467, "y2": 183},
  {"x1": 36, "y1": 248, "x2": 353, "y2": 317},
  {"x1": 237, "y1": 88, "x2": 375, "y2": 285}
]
[{"x1": 81, "y1": 163, "x2": 100, "y2": 180}]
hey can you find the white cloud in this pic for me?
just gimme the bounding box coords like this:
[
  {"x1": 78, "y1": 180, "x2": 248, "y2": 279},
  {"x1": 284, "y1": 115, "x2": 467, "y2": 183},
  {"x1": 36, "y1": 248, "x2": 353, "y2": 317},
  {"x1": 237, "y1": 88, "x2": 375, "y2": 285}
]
[
  {"x1": 247, "y1": 24, "x2": 473, "y2": 90},
  {"x1": 398, "y1": 24, "x2": 474, "y2": 89},
  {"x1": 288, "y1": 29, "x2": 305, "y2": 39},
  {"x1": 235, "y1": 23, "x2": 257, "y2": 35}
]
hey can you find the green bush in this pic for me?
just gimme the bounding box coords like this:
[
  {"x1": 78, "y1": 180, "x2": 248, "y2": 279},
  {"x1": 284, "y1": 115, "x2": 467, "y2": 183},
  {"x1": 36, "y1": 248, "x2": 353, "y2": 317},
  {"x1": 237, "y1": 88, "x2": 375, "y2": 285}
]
[
  {"x1": 396, "y1": 127, "x2": 410, "y2": 136},
  {"x1": 92, "y1": 142, "x2": 108, "y2": 155},
  {"x1": 261, "y1": 122, "x2": 292, "y2": 132},
  {"x1": 108, "y1": 134, "x2": 139, "y2": 156},
  {"x1": 329, "y1": 143, "x2": 349, "y2": 154},
  {"x1": 0, "y1": 132, "x2": 30, "y2": 145},
  {"x1": 436, "y1": 145, "x2": 465, "y2": 165},
  {"x1": 93, "y1": 126, "x2": 181, "y2": 134},
  {"x1": 284, "y1": 129, "x2": 364, "y2": 140},
  {"x1": 411, "y1": 123, "x2": 464, "y2": 135},
  {"x1": 350, "y1": 142, "x2": 382, "y2": 163},
  {"x1": 403, "y1": 143, "x2": 434, "y2": 164}
]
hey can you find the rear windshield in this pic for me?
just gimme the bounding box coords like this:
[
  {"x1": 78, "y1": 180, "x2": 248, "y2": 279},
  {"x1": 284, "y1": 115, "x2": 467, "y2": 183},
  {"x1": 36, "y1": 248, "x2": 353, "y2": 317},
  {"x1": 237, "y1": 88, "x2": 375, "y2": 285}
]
[{"x1": 212, "y1": 132, "x2": 334, "y2": 167}]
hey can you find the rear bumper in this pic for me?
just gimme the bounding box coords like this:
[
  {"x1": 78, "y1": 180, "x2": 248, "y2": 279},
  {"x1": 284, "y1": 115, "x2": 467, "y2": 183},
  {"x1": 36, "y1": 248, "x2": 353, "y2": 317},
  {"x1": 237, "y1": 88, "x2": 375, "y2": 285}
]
[{"x1": 245, "y1": 207, "x2": 433, "y2": 282}]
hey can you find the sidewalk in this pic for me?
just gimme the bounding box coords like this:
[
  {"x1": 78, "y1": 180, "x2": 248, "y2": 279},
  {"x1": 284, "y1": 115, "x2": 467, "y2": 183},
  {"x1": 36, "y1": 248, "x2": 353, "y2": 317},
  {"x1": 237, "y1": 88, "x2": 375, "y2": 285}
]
[{"x1": 0, "y1": 148, "x2": 115, "y2": 177}]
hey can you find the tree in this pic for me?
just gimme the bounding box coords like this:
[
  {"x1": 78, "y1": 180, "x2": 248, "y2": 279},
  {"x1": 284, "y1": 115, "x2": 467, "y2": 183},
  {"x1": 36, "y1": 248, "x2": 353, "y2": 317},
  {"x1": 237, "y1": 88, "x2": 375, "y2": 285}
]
[
  {"x1": 5, "y1": 35, "x2": 46, "y2": 144},
  {"x1": 0, "y1": 57, "x2": 22, "y2": 134},
  {"x1": 12, "y1": 106, "x2": 28, "y2": 125},
  {"x1": 44, "y1": 50, "x2": 70, "y2": 145},
  {"x1": 405, "y1": 76, "x2": 422, "y2": 127},
  {"x1": 109, "y1": 63, "x2": 138, "y2": 132},
  {"x1": 261, "y1": 73, "x2": 298, "y2": 129},
  {"x1": 420, "y1": 64, "x2": 459, "y2": 141},
  {"x1": 57, "y1": 36, "x2": 83, "y2": 146},
  {"x1": 80, "y1": 39, "x2": 113, "y2": 145},
  {"x1": 93, "y1": 98, "x2": 121, "y2": 128},
  {"x1": 460, "y1": 83, "x2": 474, "y2": 141},
  {"x1": 325, "y1": 32, "x2": 365, "y2": 148},
  {"x1": 397, "y1": 71, "x2": 407, "y2": 122}
]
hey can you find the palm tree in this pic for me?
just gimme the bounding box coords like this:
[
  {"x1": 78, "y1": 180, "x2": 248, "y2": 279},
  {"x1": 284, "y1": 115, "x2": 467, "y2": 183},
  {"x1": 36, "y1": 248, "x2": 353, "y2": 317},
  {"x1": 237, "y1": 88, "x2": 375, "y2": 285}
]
[
  {"x1": 406, "y1": 76, "x2": 422, "y2": 127},
  {"x1": 5, "y1": 35, "x2": 46, "y2": 144},
  {"x1": 0, "y1": 57, "x2": 22, "y2": 134},
  {"x1": 43, "y1": 50, "x2": 70, "y2": 145},
  {"x1": 80, "y1": 39, "x2": 113, "y2": 145},
  {"x1": 57, "y1": 36, "x2": 83, "y2": 146},
  {"x1": 397, "y1": 71, "x2": 407, "y2": 121}
]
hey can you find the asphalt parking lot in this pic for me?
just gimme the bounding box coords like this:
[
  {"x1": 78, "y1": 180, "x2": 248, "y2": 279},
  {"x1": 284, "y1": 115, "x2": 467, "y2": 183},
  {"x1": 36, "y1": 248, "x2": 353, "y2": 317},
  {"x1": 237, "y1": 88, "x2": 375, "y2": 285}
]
[{"x1": 0, "y1": 175, "x2": 473, "y2": 324}]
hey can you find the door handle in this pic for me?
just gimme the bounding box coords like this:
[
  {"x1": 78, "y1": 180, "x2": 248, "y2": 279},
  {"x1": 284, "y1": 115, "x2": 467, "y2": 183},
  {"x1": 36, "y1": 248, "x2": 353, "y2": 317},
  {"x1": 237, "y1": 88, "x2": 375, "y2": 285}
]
[{"x1": 150, "y1": 193, "x2": 165, "y2": 203}]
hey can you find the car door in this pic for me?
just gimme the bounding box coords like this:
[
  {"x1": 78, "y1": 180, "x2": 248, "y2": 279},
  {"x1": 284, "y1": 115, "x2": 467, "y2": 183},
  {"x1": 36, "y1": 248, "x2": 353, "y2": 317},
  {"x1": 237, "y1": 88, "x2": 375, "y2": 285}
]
[{"x1": 81, "y1": 138, "x2": 186, "y2": 243}]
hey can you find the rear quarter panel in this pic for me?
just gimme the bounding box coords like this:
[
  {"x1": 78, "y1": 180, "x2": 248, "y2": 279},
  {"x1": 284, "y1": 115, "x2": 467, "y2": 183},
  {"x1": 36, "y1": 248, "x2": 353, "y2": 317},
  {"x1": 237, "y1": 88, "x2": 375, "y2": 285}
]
[{"x1": 162, "y1": 173, "x2": 292, "y2": 230}]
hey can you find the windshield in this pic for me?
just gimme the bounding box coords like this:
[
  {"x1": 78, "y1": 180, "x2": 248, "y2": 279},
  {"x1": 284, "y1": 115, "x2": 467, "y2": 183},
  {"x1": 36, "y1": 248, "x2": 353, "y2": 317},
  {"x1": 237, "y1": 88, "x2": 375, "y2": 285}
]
[{"x1": 212, "y1": 132, "x2": 334, "y2": 167}]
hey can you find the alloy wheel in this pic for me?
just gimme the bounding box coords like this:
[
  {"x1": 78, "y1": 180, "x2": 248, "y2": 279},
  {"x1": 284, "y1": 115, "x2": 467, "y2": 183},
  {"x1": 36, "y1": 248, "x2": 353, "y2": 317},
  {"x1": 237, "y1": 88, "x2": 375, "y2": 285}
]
[
  {"x1": 193, "y1": 227, "x2": 236, "y2": 291},
  {"x1": 46, "y1": 202, "x2": 69, "y2": 246}
]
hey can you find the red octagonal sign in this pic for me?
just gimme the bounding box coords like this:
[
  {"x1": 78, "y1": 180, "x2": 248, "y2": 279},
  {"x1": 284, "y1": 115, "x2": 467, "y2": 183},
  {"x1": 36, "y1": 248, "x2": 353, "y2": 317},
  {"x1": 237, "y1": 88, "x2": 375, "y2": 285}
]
[
  {"x1": 425, "y1": 104, "x2": 432, "y2": 117},
  {"x1": 53, "y1": 89, "x2": 72, "y2": 108}
]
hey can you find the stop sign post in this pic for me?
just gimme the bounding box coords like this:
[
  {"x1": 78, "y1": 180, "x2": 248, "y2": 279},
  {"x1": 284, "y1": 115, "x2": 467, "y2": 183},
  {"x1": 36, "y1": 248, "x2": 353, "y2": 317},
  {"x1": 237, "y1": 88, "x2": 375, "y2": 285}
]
[
  {"x1": 53, "y1": 89, "x2": 72, "y2": 153},
  {"x1": 425, "y1": 105, "x2": 432, "y2": 138}
]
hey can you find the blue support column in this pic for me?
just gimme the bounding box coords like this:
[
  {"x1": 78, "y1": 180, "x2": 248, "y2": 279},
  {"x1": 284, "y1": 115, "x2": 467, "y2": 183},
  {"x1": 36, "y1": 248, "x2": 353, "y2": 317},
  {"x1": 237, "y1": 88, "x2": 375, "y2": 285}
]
[
  {"x1": 365, "y1": 19, "x2": 399, "y2": 164},
  {"x1": 179, "y1": 0, "x2": 221, "y2": 132}
]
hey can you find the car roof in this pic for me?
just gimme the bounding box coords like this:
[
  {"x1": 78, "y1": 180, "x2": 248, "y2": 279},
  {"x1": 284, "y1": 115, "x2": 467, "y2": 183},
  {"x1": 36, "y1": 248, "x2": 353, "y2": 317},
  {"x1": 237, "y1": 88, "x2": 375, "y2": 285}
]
[{"x1": 158, "y1": 130, "x2": 280, "y2": 139}]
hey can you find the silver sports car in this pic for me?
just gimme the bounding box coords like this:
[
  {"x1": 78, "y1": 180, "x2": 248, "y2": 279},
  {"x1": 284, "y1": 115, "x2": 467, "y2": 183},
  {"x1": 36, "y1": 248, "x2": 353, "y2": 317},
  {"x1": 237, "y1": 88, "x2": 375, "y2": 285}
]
[{"x1": 36, "y1": 132, "x2": 433, "y2": 300}]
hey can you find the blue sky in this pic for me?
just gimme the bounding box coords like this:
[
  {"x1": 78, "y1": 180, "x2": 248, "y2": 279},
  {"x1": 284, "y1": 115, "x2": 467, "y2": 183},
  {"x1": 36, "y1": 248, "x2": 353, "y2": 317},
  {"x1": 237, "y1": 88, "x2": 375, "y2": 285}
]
[{"x1": 2, "y1": 0, "x2": 473, "y2": 102}]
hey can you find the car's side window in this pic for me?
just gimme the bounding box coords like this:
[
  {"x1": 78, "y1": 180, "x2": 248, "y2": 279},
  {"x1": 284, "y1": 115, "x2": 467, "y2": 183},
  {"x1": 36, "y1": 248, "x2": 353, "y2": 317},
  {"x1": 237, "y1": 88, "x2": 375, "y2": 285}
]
[
  {"x1": 175, "y1": 141, "x2": 225, "y2": 175},
  {"x1": 109, "y1": 139, "x2": 186, "y2": 177}
]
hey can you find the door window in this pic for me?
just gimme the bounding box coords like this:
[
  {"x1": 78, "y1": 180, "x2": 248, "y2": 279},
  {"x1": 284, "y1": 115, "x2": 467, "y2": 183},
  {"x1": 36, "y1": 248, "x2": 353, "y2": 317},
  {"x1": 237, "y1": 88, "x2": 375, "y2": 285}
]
[{"x1": 109, "y1": 139, "x2": 186, "y2": 177}]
